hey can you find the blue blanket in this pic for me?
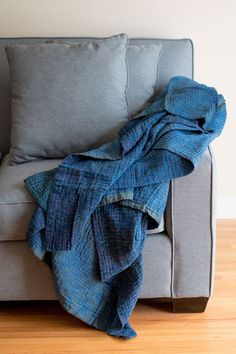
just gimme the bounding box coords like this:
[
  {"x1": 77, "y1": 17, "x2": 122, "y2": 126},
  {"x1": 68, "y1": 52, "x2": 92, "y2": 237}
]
[{"x1": 24, "y1": 76, "x2": 226, "y2": 339}]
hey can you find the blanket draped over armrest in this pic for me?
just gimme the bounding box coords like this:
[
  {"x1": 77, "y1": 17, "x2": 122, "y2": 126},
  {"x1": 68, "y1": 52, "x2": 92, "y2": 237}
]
[{"x1": 24, "y1": 76, "x2": 226, "y2": 339}]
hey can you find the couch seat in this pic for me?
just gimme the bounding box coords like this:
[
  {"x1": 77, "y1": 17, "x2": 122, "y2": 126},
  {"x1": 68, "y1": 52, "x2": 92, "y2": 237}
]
[
  {"x1": 0, "y1": 154, "x2": 165, "y2": 242},
  {"x1": 0, "y1": 154, "x2": 62, "y2": 241}
]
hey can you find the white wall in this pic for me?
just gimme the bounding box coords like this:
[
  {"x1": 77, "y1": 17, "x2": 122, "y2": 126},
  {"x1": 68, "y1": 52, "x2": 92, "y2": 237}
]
[{"x1": 0, "y1": 0, "x2": 235, "y2": 217}]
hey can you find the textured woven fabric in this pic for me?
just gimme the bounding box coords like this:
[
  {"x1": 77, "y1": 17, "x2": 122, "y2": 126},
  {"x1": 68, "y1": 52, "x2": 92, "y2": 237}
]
[
  {"x1": 24, "y1": 76, "x2": 226, "y2": 338},
  {"x1": 6, "y1": 34, "x2": 129, "y2": 164}
]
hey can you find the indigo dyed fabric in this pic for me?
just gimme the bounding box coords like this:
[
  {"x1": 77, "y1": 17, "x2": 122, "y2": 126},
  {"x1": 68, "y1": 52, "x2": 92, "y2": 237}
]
[{"x1": 24, "y1": 76, "x2": 226, "y2": 339}]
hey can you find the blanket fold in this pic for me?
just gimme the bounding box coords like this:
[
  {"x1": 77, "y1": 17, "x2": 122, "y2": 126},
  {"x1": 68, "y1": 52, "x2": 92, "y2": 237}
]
[{"x1": 24, "y1": 76, "x2": 226, "y2": 339}]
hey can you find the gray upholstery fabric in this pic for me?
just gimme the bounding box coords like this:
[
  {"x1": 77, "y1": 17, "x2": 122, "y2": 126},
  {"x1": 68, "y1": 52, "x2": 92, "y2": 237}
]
[
  {"x1": 208, "y1": 145, "x2": 217, "y2": 297},
  {"x1": 5, "y1": 33, "x2": 129, "y2": 164},
  {"x1": 0, "y1": 154, "x2": 61, "y2": 241},
  {"x1": 0, "y1": 240, "x2": 57, "y2": 300},
  {"x1": 0, "y1": 233, "x2": 172, "y2": 300},
  {"x1": 0, "y1": 154, "x2": 164, "y2": 241},
  {"x1": 127, "y1": 44, "x2": 162, "y2": 117},
  {"x1": 0, "y1": 38, "x2": 193, "y2": 154},
  {"x1": 140, "y1": 232, "x2": 172, "y2": 298},
  {"x1": 168, "y1": 148, "x2": 214, "y2": 298},
  {"x1": 46, "y1": 39, "x2": 162, "y2": 118}
]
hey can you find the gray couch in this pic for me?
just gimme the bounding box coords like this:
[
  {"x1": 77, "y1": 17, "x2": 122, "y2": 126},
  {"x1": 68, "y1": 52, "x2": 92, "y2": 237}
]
[{"x1": 0, "y1": 37, "x2": 216, "y2": 312}]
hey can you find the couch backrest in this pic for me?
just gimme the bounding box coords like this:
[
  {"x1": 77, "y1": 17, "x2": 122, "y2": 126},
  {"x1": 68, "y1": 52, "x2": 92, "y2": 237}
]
[{"x1": 0, "y1": 37, "x2": 193, "y2": 154}]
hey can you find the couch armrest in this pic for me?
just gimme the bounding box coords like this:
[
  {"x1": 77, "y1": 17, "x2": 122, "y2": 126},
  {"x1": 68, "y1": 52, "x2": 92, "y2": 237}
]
[{"x1": 165, "y1": 146, "x2": 216, "y2": 299}]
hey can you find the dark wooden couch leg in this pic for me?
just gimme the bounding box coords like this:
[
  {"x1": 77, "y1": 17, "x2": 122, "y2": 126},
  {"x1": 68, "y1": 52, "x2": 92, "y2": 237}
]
[{"x1": 172, "y1": 297, "x2": 209, "y2": 313}]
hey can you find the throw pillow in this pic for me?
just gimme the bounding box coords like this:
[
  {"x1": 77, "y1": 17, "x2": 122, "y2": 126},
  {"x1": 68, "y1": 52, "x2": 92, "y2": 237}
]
[
  {"x1": 5, "y1": 33, "x2": 129, "y2": 165},
  {"x1": 46, "y1": 39, "x2": 162, "y2": 119}
]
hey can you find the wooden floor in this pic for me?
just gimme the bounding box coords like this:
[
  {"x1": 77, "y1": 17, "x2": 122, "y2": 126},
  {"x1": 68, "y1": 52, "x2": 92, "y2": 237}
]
[{"x1": 0, "y1": 219, "x2": 235, "y2": 354}]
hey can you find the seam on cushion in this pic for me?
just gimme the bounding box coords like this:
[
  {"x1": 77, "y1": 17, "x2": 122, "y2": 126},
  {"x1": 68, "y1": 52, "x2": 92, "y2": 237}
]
[
  {"x1": 0, "y1": 201, "x2": 36, "y2": 205},
  {"x1": 0, "y1": 36, "x2": 192, "y2": 42},
  {"x1": 0, "y1": 236, "x2": 27, "y2": 241},
  {"x1": 124, "y1": 36, "x2": 130, "y2": 120},
  {"x1": 153, "y1": 44, "x2": 163, "y2": 96},
  {"x1": 189, "y1": 38, "x2": 194, "y2": 79},
  {"x1": 208, "y1": 145, "x2": 214, "y2": 297}
]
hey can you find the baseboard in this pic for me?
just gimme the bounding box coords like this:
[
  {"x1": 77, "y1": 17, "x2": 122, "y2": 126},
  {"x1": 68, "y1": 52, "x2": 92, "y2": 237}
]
[{"x1": 217, "y1": 197, "x2": 236, "y2": 218}]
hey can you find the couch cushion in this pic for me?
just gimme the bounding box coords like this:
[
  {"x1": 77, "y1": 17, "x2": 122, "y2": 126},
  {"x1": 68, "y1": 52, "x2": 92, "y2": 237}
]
[
  {"x1": 0, "y1": 154, "x2": 62, "y2": 241},
  {"x1": 0, "y1": 232, "x2": 171, "y2": 300},
  {"x1": 46, "y1": 39, "x2": 162, "y2": 118},
  {"x1": 0, "y1": 154, "x2": 165, "y2": 241},
  {"x1": 5, "y1": 33, "x2": 129, "y2": 165},
  {"x1": 127, "y1": 44, "x2": 162, "y2": 118}
]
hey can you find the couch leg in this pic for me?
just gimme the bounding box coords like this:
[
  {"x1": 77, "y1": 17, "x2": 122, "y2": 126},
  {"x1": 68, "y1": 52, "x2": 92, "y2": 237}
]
[{"x1": 172, "y1": 297, "x2": 209, "y2": 313}]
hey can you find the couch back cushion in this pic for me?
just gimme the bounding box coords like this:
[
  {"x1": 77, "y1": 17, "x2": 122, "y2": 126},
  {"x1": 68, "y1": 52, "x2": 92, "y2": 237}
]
[
  {"x1": 127, "y1": 44, "x2": 162, "y2": 117},
  {"x1": 45, "y1": 39, "x2": 162, "y2": 119},
  {"x1": 0, "y1": 37, "x2": 193, "y2": 155}
]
